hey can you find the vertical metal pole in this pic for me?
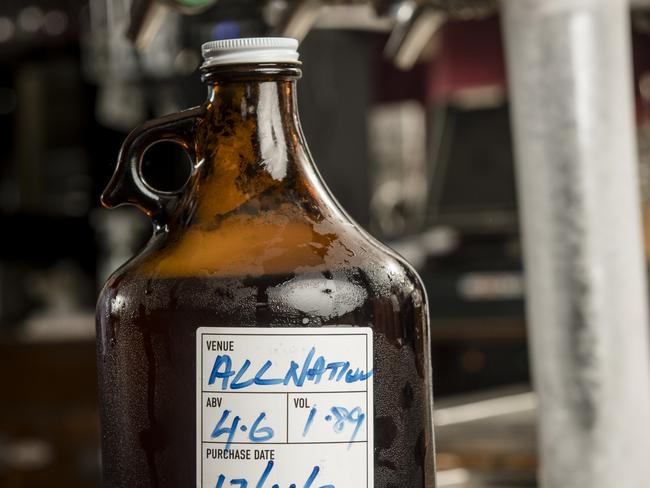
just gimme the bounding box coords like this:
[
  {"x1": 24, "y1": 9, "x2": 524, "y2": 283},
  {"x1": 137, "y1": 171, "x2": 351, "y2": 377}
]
[{"x1": 502, "y1": 0, "x2": 650, "y2": 486}]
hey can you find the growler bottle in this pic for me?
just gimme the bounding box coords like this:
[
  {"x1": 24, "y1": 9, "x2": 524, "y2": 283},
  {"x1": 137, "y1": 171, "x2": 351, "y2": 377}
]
[{"x1": 96, "y1": 38, "x2": 436, "y2": 488}]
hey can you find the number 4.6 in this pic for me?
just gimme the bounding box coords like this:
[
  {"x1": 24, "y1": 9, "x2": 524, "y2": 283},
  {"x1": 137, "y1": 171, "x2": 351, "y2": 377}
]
[{"x1": 211, "y1": 409, "x2": 274, "y2": 449}]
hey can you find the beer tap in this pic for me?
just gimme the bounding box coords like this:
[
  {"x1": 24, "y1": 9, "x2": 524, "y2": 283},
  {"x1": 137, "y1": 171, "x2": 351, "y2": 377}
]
[
  {"x1": 382, "y1": 1, "x2": 445, "y2": 70},
  {"x1": 379, "y1": 0, "x2": 497, "y2": 69},
  {"x1": 270, "y1": 0, "x2": 324, "y2": 42},
  {"x1": 127, "y1": 0, "x2": 218, "y2": 50}
]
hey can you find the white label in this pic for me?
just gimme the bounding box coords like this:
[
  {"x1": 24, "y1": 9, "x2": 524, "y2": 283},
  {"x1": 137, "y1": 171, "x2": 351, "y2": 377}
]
[{"x1": 196, "y1": 327, "x2": 374, "y2": 488}]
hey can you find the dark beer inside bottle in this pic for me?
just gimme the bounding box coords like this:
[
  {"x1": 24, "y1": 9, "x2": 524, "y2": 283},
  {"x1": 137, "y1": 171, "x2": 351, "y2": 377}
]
[{"x1": 96, "y1": 61, "x2": 434, "y2": 487}]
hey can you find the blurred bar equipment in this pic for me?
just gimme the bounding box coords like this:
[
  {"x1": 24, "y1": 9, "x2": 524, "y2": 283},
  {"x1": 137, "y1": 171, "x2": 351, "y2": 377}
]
[
  {"x1": 123, "y1": 0, "x2": 496, "y2": 69},
  {"x1": 503, "y1": 0, "x2": 650, "y2": 486}
]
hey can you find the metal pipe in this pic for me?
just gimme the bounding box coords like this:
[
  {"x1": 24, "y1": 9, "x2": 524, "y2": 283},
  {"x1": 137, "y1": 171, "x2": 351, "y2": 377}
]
[{"x1": 501, "y1": 0, "x2": 650, "y2": 486}]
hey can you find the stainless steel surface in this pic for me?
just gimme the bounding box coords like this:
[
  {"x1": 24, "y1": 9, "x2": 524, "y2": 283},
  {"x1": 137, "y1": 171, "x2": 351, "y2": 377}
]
[{"x1": 502, "y1": 0, "x2": 650, "y2": 486}]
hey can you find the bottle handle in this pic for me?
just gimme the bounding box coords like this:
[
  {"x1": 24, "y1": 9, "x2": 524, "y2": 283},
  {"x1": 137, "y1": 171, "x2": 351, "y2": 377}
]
[{"x1": 101, "y1": 106, "x2": 206, "y2": 223}]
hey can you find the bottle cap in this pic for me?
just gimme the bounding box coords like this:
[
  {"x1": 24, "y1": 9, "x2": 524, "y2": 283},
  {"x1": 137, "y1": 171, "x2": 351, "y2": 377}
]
[{"x1": 201, "y1": 38, "x2": 300, "y2": 68}]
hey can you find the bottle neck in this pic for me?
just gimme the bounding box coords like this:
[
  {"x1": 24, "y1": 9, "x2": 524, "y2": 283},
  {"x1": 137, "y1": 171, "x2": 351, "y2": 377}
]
[
  {"x1": 191, "y1": 66, "x2": 323, "y2": 221},
  {"x1": 207, "y1": 70, "x2": 302, "y2": 178}
]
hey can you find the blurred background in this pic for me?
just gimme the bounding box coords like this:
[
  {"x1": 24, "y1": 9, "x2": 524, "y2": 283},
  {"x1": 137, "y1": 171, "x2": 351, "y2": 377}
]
[{"x1": 3, "y1": 0, "x2": 650, "y2": 486}]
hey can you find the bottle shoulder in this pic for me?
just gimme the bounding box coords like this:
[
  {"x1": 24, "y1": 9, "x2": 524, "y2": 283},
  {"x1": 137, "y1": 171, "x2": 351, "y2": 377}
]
[
  {"x1": 118, "y1": 205, "x2": 421, "y2": 289},
  {"x1": 98, "y1": 213, "x2": 426, "y2": 312}
]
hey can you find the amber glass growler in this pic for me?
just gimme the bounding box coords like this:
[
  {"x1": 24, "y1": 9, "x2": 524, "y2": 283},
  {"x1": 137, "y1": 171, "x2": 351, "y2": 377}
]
[{"x1": 96, "y1": 38, "x2": 436, "y2": 488}]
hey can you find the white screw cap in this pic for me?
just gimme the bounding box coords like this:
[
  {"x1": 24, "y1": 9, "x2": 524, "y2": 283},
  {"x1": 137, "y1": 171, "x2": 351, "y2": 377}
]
[{"x1": 201, "y1": 37, "x2": 300, "y2": 68}]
